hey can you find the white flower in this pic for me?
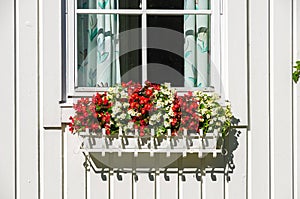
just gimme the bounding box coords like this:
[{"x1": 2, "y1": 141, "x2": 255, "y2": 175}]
[
  {"x1": 163, "y1": 114, "x2": 169, "y2": 120},
  {"x1": 157, "y1": 112, "x2": 162, "y2": 118},
  {"x1": 156, "y1": 101, "x2": 164, "y2": 108},
  {"x1": 128, "y1": 109, "x2": 136, "y2": 116},
  {"x1": 112, "y1": 106, "x2": 121, "y2": 114},
  {"x1": 219, "y1": 116, "x2": 226, "y2": 122},
  {"x1": 128, "y1": 122, "x2": 134, "y2": 129},
  {"x1": 119, "y1": 113, "x2": 126, "y2": 120},
  {"x1": 164, "y1": 121, "x2": 170, "y2": 127},
  {"x1": 150, "y1": 114, "x2": 157, "y2": 121},
  {"x1": 169, "y1": 109, "x2": 174, "y2": 117},
  {"x1": 115, "y1": 101, "x2": 122, "y2": 107},
  {"x1": 120, "y1": 90, "x2": 127, "y2": 98}
]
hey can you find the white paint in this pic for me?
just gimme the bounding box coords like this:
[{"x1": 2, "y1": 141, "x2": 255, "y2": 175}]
[
  {"x1": 2, "y1": 0, "x2": 300, "y2": 198},
  {"x1": 248, "y1": 0, "x2": 270, "y2": 198},
  {"x1": 270, "y1": 1, "x2": 293, "y2": 198},
  {"x1": 16, "y1": 0, "x2": 39, "y2": 198},
  {"x1": 43, "y1": 131, "x2": 62, "y2": 199},
  {"x1": 0, "y1": 1, "x2": 15, "y2": 199},
  {"x1": 42, "y1": 0, "x2": 62, "y2": 127},
  {"x1": 294, "y1": 1, "x2": 300, "y2": 199}
]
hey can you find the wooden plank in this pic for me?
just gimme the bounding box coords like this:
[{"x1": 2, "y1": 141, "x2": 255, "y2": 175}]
[
  {"x1": 157, "y1": 168, "x2": 178, "y2": 199},
  {"x1": 294, "y1": 0, "x2": 300, "y2": 198},
  {"x1": 0, "y1": 0, "x2": 15, "y2": 198},
  {"x1": 17, "y1": 0, "x2": 39, "y2": 197},
  {"x1": 270, "y1": 0, "x2": 293, "y2": 198},
  {"x1": 202, "y1": 156, "x2": 224, "y2": 199},
  {"x1": 292, "y1": 1, "x2": 300, "y2": 199},
  {"x1": 89, "y1": 167, "x2": 109, "y2": 199},
  {"x1": 180, "y1": 156, "x2": 202, "y2": 199},
  {"x1": 226, "y1": 129, "x2": 247, "y2": 199},
  {"x1": 42, "y1": 130, "x2": 62, "y2": 199},
  {"x1": 180, "y1": 171, "x2": 201, "y2": 199},
  {"x1": 135, "y1": 172, "x2": 155, "y2": 199},
  {"x1": 226, "y1": 0, "x2": 248, "y2": 125},
  {"x1": 42, "y1": 0, "x2": 62, "y2": 127},
  {"x1": 111, "y1": 170, "x2": 132, "y2": 199},
  {"x1": 248, "y1": 0, "x2": 270, "y2": 198},
  {"x1": 226, "y1": 0, "x2": 248, "y2": 198},
  {"x1": 66, "y1": 129, "x2": 86, "y2": 199},
  {"x1": 296, "y1": 84, "x2": 300, "y2": 199}
]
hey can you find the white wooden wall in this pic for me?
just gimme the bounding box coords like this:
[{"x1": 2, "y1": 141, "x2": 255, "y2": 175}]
[{"x1": 0, "y1": 0, "x2": 299, "y2": 198}]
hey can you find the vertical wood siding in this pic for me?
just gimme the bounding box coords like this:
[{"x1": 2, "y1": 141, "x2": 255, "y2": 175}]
[
  {"x1": 1, "y1": 0, "x2": 300, "y2": 198},
  {"x1": 0, "y1": 1, "x2": 15, "y2": 199},
  {"x1": 248, "y1": 0, "x2": 270, "y2": 198},
  {"x1": 270, "y1": 1, "x2": 293, "y2": 198},
  {"x1": 17, "y1": 0, "x2": 39, "y2": 198},
  {"x1": 294, "y1": 1, "x2": 300, "y2": 199}
]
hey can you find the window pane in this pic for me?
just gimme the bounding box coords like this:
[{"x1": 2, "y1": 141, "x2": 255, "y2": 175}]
[
  {"x1": 147, "y1": 0, "x2": 183, "y2": 9},
  {"x1": 77, "y1": 14, "x2": 141, "y2": 87},
  {"x1": 77, "y1": 0, "x2": 141, "y2": 9},
  {"x1": 147, "y1": 15, "x2": 184, "y2": 86},
  {"x1": 147, "y1": 14, "x2": 210, "y2": 88},
  {"x1": 184, "y1": 14, "x2": 210, "y2": 87},
  {"x1": 147, "y1": 0, "x2": 210, "y2": 10}
]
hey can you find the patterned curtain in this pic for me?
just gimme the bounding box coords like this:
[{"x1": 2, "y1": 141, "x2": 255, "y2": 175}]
[
  {"x1": 96, "y1": 0, "x2": 121, "y2": 87},
  {"x1": 77, "y1": 0, "x2": 121, "y2": 87},
  {"x1": 77, "y1": 0, "x2": 97, "y2": 87},
  {"x1": 184, "y1": 0, "x2": 209, "y2": 87}
]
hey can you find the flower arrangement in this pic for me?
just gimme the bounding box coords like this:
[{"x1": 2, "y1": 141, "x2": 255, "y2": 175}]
[
  {"x1": 69, "y1": 97, "x2": 101, "y2": 133},
  {"x1": 69, "y1": 81, "x2": 233, "y2": 137},
  {"x1": 128, "y1": 81, "x2": 181, "y2": 136}
]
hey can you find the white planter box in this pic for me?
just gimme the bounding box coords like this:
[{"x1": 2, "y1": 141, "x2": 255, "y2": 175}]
[{"x1": 78, "y1": 129, "x2": 221, "y2": 158}]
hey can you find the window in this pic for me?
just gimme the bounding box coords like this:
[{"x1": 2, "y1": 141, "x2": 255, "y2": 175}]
[{"x1": 67, "y1": 0, "x2": 221, "y2": 94}]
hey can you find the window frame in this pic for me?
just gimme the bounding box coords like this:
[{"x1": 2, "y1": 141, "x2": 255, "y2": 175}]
[{"x1": 66, "y1": 0, "x2": 222, "y2": 97}]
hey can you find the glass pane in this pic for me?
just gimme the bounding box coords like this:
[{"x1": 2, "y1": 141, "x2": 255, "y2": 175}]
[
  {"x1": 147, "y1": 15, "x2": 210, "y2": 88},
  {"x1": 185, "y1": 0, "x2": 210, "y2": 10},
  {"x1": 147, "y1": 0, "x2": 183, "y2": 9},
  {"x1": 147, "y1": 0, "x2": 210, "y2": 10},
  {"x1": 77, "y1": 14, "x2": 141, "y2": 87},
  {"x1": 77, "y1": 0, "x2": 141, "y2": 9},
  {"x1": 147, "y1": 15, "x2": 184, "y2": 87}
]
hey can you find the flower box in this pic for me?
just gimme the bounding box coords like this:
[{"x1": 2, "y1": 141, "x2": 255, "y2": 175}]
[
  {"x1": 78, "y1": 128, "x2": 221, "y2": 158},
  {"x1": 70, "y1": 81, "x2": 232, "y2": 160}
]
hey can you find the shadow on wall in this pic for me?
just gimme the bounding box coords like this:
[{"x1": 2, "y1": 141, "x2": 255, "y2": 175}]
[{"x1": 82, "y1": 117, "x2": 243, "y2": 183}]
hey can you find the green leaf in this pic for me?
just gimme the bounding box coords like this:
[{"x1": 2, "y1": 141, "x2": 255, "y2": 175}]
[
  {"x1": 293, "y1": 71, "x2": 300, "y2": 83},
  {"x1": 293, "y1": 61, "x2": 300, "y2": 83}
]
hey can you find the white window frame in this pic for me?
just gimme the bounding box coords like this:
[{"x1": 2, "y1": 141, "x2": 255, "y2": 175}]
[{"x1": 66, "y1": 0, "x2": 223, "y2": 97}]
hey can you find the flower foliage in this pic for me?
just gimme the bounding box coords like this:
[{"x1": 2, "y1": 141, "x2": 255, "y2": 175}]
[
  {"x1": 293, "y1": 61, "x2": 300, "y2": 83},
  {"x1": 69, "y1": 97, "x2": 101, "y2": 133},
  {"x1": 69, "y1": 81, "x2": 233, "y2": 137},
  {"x1": 128, "y1": 81, "x2": 181, "y2": 136}
]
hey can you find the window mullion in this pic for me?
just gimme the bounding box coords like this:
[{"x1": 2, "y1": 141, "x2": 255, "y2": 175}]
[
  {"x1": 142, "y1": 0, "x2": 147, "y2": 84},
  {"x1": 76, "y1": 9, "x2": 143, "y2": 14}
]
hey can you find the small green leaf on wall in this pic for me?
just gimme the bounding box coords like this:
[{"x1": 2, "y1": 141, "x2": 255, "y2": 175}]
[{"x1": 293, "y1": 61, "x2": 300, "y2": 83}]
